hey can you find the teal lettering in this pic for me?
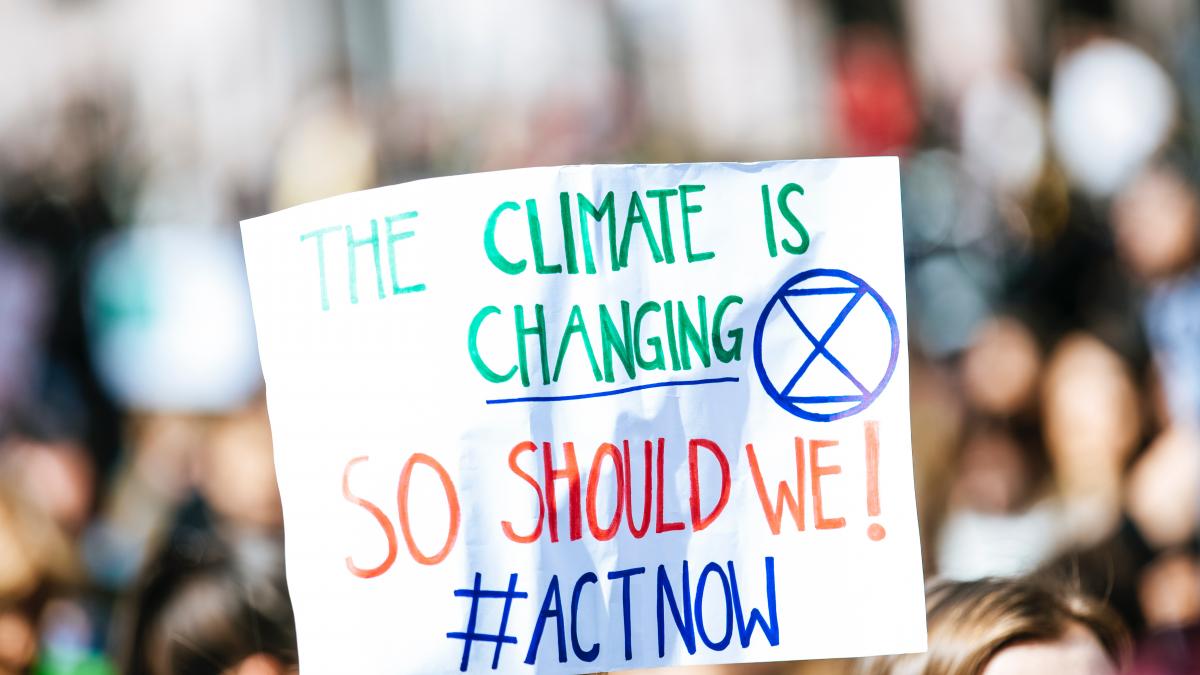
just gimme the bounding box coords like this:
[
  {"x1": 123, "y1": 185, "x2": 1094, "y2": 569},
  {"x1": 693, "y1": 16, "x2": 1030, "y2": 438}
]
[
  {"x1": 346, "y1": 220, "x2": 384, "y2": 304},
  {"x1": 384, "y1": 211, "x2": 425, "y2": 294},
  {"x1": 299, "y1": 225, "x2": 341, "y2": 311}
]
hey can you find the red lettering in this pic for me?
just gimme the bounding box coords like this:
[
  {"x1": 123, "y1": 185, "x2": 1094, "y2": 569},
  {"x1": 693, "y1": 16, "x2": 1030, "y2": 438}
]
[
  {"x1": 503, "y1": 436, "x2": 743, "y2": 544},
  {"x1": 502, "y1": 441, "x2": 544, "y2": 543},
  {"x1": 688, "y1": 438, "x2": 730, "y2": 531},
  {"x1": 622, "y1": 440, "x2": 653, "y2": 538},
  {"x1": 586, "y1": 443, "x2": 625, "y2": 541},
  {"x1": 542, "y1": 441, "x2": 582, "y2": 542},
  {"x1": 655, "y1": 437, "x2": 685, "y2": 533}
]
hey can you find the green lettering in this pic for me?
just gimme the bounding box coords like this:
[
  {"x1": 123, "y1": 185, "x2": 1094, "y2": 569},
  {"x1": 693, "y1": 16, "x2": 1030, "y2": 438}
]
[
  {"x1": 526, "y1": 199, "x2": 563, "y2": 274},
  {"x1": 552, "y1": 305, "x2": 602, "y2": 382},
  {"x1": 778, "y1": 183, "x2": 810, "y2": 255},
  {"x1": 577, "y1": 192, "x2": 613, "y2": 274},
  {"x1": 663, "y1": 299, "x2": 682, "y2": 370},
  {"x1": 485, "y1": 202, "x2": 527, "y2": 275},
  {"x1": 761, "y1": 185, "x2": 778, "y2": 258},
  {"x1": 679, "y1": 184, "x2": 713, "y2": 263},
  {"x1": 515, "y1": 304, "x2": 550, "y2": 386},
  {"x1": 599, "y1": 301, "x2": 635, "y2": 382},
  {"x1": 676, "y1": 297, "x2": 710, "y2": 369},
  {"x1": 645, "y1": 188, "x2": 679, "y2": 263},
  {"x1": 559, "y1": 192, "x2": 579, "y2": 274},
  {"x1": 619, "y1": 192, "x2": 663, "y2": 268},
  {"x1": 633, "y1": 301, "x2": 666, "y2": 371},
  {"x1": 468, "y1": 306, "x2": 516, "y2": 383},
  {"x1": 713, "y1": 295, "x2": 744, "y2": 363}
]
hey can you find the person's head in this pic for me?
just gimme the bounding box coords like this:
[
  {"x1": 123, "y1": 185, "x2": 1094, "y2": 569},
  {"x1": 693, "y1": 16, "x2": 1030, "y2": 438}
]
[
  {"x1": 862, "y1": 577, "x2": 1129, "y2": 675},
  {"x1": 121, "y1": 502, "x2": 296, "y2": 675}
]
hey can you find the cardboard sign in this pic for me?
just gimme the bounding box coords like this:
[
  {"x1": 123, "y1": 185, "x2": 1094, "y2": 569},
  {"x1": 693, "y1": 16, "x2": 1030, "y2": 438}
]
[{"x1": 241, "y1": 159, "x2": 926, "y2": 674}]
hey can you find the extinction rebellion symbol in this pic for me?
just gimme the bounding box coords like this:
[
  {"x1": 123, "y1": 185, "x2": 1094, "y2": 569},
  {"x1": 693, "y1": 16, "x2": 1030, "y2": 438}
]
[{"x1": 753, "y1": 268, "x2": 899, "y2": 422}]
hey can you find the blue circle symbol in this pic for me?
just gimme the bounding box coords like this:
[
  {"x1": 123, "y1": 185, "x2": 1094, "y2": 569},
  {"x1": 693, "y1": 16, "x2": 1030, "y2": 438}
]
[{"x1": 753, "y1": 268, "x2": 899, "y2": 422}]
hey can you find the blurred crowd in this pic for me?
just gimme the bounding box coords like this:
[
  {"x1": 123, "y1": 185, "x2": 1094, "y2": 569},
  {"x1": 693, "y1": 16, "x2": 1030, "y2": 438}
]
[{"x1": 1, "y1": 0, "x2": 1199, "y2": 673}]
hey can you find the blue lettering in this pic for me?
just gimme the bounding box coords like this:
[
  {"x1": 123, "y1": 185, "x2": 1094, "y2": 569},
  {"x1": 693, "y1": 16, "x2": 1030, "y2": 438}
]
[
  {"x1": 607, "y1": 566, "x2": 645, "y2": 660},
  {"x1": 570, "y1": 572, "x2": 600, "y2": 662},
  {"x1": 656, "y1": 562, "x2": 696, "y2": 657},
  {"x1": 695, "y1": 561, "x2": 733, "y2": 651},
  {"x1": 729, "y1": 556, "x2": 780, "y2": 647},
  {"x1": 524, "y1": 575, "x2": 567, "y2": 664}
]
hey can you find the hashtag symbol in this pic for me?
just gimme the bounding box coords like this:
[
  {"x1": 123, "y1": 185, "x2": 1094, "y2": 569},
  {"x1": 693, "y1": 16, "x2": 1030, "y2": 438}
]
[{"x1": 446, "y1": 572, "x2": 528, "y2": 671}]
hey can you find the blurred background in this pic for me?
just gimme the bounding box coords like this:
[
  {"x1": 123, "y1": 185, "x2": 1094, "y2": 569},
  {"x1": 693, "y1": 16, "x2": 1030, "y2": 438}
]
[{"x1": 1, "y1": 0, "x2": 1198, "y2": 673}]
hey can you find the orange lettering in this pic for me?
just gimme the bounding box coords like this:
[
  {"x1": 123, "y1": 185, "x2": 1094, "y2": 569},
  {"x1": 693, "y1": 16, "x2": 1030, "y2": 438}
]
[
  {"x1": 397, "y1": 453, "x2": 460, "y2": 565},
  {"x1": 342, "y1": 455, "x2": 398, "y2": 578}
]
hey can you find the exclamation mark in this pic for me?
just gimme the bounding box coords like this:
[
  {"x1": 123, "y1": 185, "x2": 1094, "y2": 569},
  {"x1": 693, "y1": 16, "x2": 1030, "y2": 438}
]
[{"x1": 865, "y1": 421, "x2": 886, "y2": 541}]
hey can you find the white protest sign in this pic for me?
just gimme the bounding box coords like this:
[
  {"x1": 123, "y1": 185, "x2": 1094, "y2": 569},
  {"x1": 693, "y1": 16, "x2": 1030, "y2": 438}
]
[{"x1": 241, "y1": 159, "x2": 926, "y2": 674}]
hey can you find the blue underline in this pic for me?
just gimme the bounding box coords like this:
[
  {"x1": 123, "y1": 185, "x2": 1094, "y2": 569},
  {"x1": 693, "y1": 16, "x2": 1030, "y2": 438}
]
[{"x1": 485, "y1": 376, "x2": 740, "y2": 405}]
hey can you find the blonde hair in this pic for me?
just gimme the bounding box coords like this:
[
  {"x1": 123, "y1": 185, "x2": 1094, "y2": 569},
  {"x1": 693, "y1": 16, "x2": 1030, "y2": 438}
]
[{"x1": 861, "y1": 577, "x2": 1130, "y2": 675}]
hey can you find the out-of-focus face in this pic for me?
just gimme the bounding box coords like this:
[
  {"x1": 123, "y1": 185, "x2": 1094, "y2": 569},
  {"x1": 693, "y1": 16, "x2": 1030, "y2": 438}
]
[
  {"x1": 961, "y1": 316, "x2": 1041, "y2": 416},
  {"x1": 1126, "y1": 426, "x2": 1200, "y2": 549},
  {"x1": 982, "y1": 623, "x2": 1115, "y2": 675},
  {"x1": 202, "y1": 408, "x2": 283, "y2": 528},
  {"x1": 1112, "y1": 167, "x2": 1198, "y2": 279},
  {"x1": 0, "y1": 610, "x2": 36, "y2": 675},
  {"x1": 1042, "y1": 333, "x2": 1140, "y2": 486}
]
